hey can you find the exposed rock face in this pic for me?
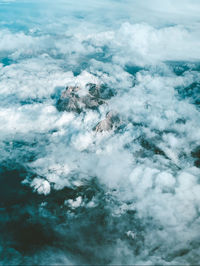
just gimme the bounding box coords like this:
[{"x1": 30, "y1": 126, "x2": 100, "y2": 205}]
[
  {"x1": 57, "y1": 83, "x2": 120, "y2": 132},
  {"x1": 94, "y1": 111, "x2": 120, "y2": 133},
  {"x1": 56, "y1": 83, "x2": 113, "y2": 113},
  {"x1": 87, "y1": 83, "x2": 115, "y2": 100}
]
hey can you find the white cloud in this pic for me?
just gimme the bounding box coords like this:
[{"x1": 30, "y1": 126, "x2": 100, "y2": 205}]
[
  {"x1": 0, "y1": 0, "x2": 200, "y2": 264},
  {"x1": 31, "y1": 177, "x2": 51, "y2": 195}
]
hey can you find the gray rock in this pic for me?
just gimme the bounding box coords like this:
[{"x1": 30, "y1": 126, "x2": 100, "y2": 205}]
[
  {"x1": 94, "y1": 111, "x2": 120, "y2": 133},
  {"x1": 56, "y1": 83, "x2": 120, "y2": 133},
  {"x1": 56, "y1": 84, "x2": 106, "y2": 113},
  {"x1": 87, "y1": 83, "x2": 115, "y2": 100}
]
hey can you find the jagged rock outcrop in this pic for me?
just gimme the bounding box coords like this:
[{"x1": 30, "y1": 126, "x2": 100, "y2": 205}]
[
  {"x1": 57, "y1": 83, "x2": 120, "y2": 132},
  {"x1": 94, "y1": 111, "x2": 120, "y2": 133},
  {"x1": 56, "y1": 83, "x2": 114, "y2": 113}
]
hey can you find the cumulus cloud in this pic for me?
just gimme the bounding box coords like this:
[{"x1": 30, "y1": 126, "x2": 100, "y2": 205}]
[{"x1": 0, "y1": 0, "x2": 200, "y2": 265}]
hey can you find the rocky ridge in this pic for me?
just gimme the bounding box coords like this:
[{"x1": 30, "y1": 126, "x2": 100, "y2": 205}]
[{"x1": 56, "y1": 83, "x2": 120, "y2": 132}]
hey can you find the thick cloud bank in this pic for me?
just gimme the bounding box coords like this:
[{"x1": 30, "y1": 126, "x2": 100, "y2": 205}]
[{"x1": 0, "y1": 0, "x2": 200, "y2": 265}]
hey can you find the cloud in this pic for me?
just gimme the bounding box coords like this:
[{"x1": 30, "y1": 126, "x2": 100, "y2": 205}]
[{"x1": 0, "y1": 0, "x2": 200, "y2": 264}]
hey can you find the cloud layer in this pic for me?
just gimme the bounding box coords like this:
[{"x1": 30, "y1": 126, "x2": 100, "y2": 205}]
[{"x1": 0, "y1": 0, "x2": 200, "y2": 265}]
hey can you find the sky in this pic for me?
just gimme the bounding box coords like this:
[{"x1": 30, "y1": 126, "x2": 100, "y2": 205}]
[{"x1": 0, "y1": 0, "x2": 200, "y2": 265}]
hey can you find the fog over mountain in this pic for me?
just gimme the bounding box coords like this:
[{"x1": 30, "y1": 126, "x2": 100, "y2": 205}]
[{"x1": 0, "y1": 0, "x2": 200, "y2": 265}]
